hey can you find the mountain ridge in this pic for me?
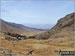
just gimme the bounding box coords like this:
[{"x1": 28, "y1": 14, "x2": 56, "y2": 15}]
[
  {"x1": 35, "y1": 12, "x2": 75, "y2": 39},
  {"x1": 23, "y1": 23, "x2": 54, "y2": 30},
  {"x1": 0, "y1": 19, "x2": 45, "y2": 37}
]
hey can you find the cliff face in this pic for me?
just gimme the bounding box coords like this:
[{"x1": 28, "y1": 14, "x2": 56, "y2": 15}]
[{"x1": 36, "y1": 13, "x2": 75, "y2": 39}]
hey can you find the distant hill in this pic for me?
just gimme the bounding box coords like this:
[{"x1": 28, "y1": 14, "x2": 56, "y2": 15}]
[
  {"x1": 0, "y1": 19, "x2": 45, "y2": 37},
  {"x1": 36, "y1": 13, "x2": 75, "y2": 39},
  {"x1": 23, "y1": 23, "x2": 54, "y2": 30}
]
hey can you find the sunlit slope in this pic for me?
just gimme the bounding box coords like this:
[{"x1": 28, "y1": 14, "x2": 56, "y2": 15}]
[{"x1": 1, "y1": 37, "x2": 75, "y2": 55}]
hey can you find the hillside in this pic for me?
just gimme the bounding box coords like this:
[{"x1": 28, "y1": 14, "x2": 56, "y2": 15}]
[
  {"x1": 0, "y1": 13, "x2": 75, "y2": 56},
  {"x1": 0, "y1": 19, "x2": 45, "y2": 38},
  {"x1": 36, "y1": 13, "x2": 75, "y2": 39}
]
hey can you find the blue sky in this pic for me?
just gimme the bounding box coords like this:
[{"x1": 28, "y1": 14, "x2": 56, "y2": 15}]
[{"x1": 1, "y1": 0, "x2": 74, "y2": 25}]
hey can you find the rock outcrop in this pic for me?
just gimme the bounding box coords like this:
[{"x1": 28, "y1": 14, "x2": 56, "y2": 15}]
[{"x1": 36, "y1": 13, "x2": 75, "y2": 39}]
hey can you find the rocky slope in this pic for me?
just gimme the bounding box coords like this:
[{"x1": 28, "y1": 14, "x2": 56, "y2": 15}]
[{"x1": 36, "y1": 13, "x2": 75, "y2": 39}]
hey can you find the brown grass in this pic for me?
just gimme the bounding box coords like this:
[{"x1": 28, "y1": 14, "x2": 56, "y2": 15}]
[{"x1": 1, "y1": 36, "x2": 75, "y2": 56}]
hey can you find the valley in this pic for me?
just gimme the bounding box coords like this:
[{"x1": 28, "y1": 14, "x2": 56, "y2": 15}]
[{"x1": 0, "y1": 13, "x2": 75, "y2": 56}]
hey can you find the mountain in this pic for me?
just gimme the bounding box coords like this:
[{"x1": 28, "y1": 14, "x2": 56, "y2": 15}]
[
  {"x1": 36, "y1": 13, "x2": 75, "y2": 39},
  {"x1": 1, "y1": 13, "x2": 75, "y2": 55},
  {"x1": 23, "y1": 23, "x2": 54, "y2": 30},
  {"x1": 0, "y1": 19, "x2": 45, "y2": 37}
]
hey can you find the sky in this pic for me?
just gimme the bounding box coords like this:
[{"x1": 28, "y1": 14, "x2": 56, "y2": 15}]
[{"x1": 1, "y1": 0, "x2": 74, "y2": 25}]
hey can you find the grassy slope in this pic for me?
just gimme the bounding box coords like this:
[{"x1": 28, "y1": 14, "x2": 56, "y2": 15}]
[
  {"x1": 1, "y1": 29, "x2": 75, "y2": 55},
  {"x1": 0, "y1": 19, "x2": 45, "y2": 38},
  {"x1": 1, "y1": 26, "x2": 75, "y2": 55}
]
